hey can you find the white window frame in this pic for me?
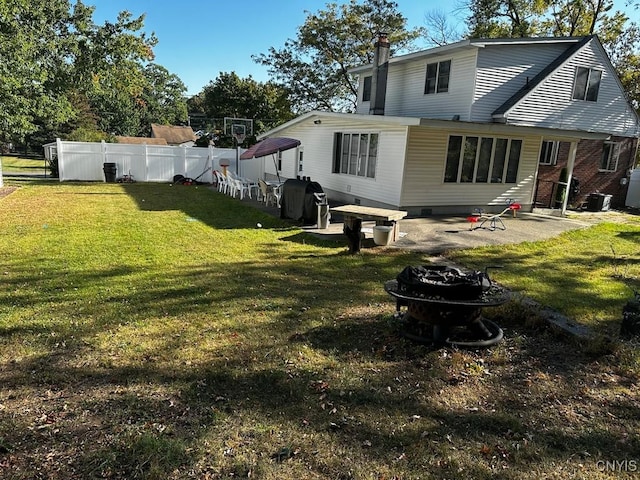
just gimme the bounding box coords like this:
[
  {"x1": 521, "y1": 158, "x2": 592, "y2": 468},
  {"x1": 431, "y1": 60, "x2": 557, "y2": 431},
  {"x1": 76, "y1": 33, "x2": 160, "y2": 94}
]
[
  {"x1": 539, "y1": 140, "x2": 560, "y2": 166},
  {"x1": 599, "y1": 141, "x2": 620, "y2": 172},
  {"x1": 333, "y1": 132, "x2": 378, "y2": 179},
  {"x1": 424, "y1": 59, "x2": 451, "y2": 95},
  {"x1": 277, "y1": 150, "x2": 282, "y2": 171},
  {"x1": 297, "y1": 147, "x2": 304, "y2": 173},
  {"x1": 444, "y1": 135, "x2": 522, "y2": 184},
  {"x1": 572, "y1": 66, "x2": 602, "y2": 102}
]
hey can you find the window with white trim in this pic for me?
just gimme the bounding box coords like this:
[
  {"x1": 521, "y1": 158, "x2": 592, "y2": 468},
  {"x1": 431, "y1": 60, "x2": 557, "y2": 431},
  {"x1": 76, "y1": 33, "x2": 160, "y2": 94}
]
[
  {"x1": 424, "y1": 60, "x2": 451, "y2": 94},
  {"x1": 572, "y1": 67, "x2": 602, "y2": 102},
  {"x1": 600, "y1": 141, "x2": 619, "y2": 172},
  {"x1": 539, "y1": 140, "x2": 559, "y2": 165},
  {"x1": 362, "y1": 76, "x2": 372, "y2": 102},
  {"x1": 332, "y1": 132, "x2": 378, "y2": 178},
  {"x1": 297, "y1": 148, "x2": 304, "y2": 173},
  {"x1": 444, "y1": 135, "x2": 522, "y2": 184},
  {"x1": 277, "y1": 150, "x2": 282, "y2": 171}
]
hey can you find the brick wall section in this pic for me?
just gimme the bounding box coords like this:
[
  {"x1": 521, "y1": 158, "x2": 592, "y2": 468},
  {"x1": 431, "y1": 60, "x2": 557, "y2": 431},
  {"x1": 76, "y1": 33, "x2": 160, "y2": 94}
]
[{"x1": 536, "y1": 137, "x2": 638, "y2": 209}]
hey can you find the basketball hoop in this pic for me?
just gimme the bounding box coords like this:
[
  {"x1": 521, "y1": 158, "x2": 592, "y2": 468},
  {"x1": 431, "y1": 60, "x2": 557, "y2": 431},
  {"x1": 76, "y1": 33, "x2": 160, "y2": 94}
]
[{"x1": 231, "y1": 124, "x2": 246, "y2": 146}]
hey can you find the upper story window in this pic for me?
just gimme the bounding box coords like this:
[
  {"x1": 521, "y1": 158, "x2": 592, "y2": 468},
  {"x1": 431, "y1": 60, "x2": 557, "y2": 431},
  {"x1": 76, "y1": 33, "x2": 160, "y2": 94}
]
[
  {"x1": 539, "y1": 140, "x2": 559, "y2": 165},
  {"x1": 572, "y1": 67, "x2": 602, "y2": 102},
  {"x1": 600, "y1": 141, "x2": 619, "y2": 172},
  {"x1": 362, "y1": 76, "x2": 372, "y2": 101},
  {"x1": 333, "y1": 132, "x2": 378, "y2": 179},
  {"x1": 424, "y1": 59, "x2": 451, "y2": 94},
  {"x1": 444, "y1": 135, "x2": 521, "y2": 184}
]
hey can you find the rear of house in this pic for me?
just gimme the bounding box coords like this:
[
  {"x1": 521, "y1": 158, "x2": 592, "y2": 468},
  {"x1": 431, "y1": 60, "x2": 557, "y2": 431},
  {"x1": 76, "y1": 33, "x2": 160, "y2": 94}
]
[{"x1": 260, "y1": 35, "x2": 639, "y2": 215}]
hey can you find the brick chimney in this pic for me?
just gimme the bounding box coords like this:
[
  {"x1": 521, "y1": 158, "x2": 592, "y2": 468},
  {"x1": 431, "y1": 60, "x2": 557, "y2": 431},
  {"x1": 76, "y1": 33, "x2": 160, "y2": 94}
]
[{"x1": 369, "y1": 32, "x2": 390, "y2": 115}]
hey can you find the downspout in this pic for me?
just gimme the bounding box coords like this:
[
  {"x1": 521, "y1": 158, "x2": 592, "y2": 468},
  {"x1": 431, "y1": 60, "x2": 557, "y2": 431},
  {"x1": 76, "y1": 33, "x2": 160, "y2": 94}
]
[{"x1": 561, "y1": 140, "x2": 578, "y2": 215}]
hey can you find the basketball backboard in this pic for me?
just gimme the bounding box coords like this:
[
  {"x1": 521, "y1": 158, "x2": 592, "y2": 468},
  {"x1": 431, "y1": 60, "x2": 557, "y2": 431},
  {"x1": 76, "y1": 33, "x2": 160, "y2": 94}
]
[{"x1": 223, "y1": 117, "x2": 253, "y2": 137}]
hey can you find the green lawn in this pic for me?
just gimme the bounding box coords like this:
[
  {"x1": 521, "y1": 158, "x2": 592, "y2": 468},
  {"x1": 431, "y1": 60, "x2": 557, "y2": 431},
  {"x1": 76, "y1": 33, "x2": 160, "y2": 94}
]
[
  {"x1": 447, "y1": 217, "x2": 640, "y2": 337},
  {"x1": 0, "y1": 182, "x2": 638, "y2": 479},
  {"x1": 1, "y1": 155, "x2": 47, "y2": 173}
]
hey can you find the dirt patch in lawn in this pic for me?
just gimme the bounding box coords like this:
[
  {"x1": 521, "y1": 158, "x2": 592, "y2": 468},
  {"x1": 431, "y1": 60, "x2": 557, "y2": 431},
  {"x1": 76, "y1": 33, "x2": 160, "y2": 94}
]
[{"x1": 0, "y1": 186, "x2": 18, "y2": 200}]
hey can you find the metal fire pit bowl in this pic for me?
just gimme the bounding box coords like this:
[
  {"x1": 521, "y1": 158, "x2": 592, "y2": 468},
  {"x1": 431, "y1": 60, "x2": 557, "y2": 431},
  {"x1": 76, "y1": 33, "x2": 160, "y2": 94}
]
[{"x1": 384, "y1": 266, "x2": 509, "y2": 347}]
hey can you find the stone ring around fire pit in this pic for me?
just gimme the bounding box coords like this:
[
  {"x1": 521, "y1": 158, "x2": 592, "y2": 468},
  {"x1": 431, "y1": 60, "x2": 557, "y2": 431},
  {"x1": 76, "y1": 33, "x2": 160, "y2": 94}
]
[{"x1": 384, "y1": 265, "x2": 510, "y2": 348}]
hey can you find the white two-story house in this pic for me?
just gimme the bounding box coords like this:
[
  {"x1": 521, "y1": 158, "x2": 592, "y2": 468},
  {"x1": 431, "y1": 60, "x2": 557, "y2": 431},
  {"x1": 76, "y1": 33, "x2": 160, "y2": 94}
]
[{"x1": 256, "y1": 35, "x2": 639, "y2": 215}]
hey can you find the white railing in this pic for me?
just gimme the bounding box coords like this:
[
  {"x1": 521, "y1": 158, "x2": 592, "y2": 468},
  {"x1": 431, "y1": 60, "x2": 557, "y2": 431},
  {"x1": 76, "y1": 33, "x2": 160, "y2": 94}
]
[{"x1": 46, "y1": 139, "x2": 260, "y2": 183}]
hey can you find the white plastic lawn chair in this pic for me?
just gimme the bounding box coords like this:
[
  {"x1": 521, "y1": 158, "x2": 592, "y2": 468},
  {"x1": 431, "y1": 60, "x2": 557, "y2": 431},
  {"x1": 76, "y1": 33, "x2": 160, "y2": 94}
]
[
  {"x1": 258, "y1": 179, "x2": 280, "y2": 207},
  {"x1": 214, "y1": 170, "x2": 229, "y2": 194}
]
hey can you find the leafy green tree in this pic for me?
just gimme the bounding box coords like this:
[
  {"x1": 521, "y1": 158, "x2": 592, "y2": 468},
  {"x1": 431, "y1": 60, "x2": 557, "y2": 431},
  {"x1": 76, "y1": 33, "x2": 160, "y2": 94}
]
[
  {"x1": 138, "y1": 64, "x2": 189, "y2": 134},
  {"x1": 466, "y1": 0, "x2": 552, "y2": 38},
  {"x1": 69, "y1": 9, "x2": 158, "y2": 137},
  {"x1": 0, "y1": 0, "x2": 77, "y2": 144},
  {"x1": 253, "y1": 0, "x2": 426, "y2": 113},
  {"x1": 191, "y1": 72, "x2": 295, "y2": 146},
  {"x1": 0, "y1": 1, "x2": 188, "y2": 147}
]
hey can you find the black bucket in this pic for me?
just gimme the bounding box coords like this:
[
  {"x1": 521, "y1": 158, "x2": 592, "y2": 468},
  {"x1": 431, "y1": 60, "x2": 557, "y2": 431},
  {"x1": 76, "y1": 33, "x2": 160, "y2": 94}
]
[{"x1": 103, "y1": 162, "x2": 117, "y2": 183}]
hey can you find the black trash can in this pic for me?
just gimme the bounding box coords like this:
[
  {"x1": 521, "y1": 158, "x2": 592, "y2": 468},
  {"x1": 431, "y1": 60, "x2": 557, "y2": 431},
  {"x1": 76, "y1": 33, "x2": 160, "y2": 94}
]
[{"x1": 103, "y1": 162, "x2": 117, "y2": 183}]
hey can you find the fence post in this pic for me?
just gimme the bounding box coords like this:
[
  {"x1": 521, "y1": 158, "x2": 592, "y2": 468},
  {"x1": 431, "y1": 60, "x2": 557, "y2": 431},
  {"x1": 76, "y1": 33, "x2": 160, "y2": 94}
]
[
  {"x1": 209, "y1": 145, "x2": 215, "y2": 183},
  {"x1": 56, "y1": 137, "x2": 64, "y2": 181},
  {"x1": 183, "y1": 146, "x2": 187, "y2": 178},
  {"x1": 145, "y1": 144, "x2": 149, "y2": 182},
  {"x1": 101, "y1": 140, "x2": 107, "y2": 169}
]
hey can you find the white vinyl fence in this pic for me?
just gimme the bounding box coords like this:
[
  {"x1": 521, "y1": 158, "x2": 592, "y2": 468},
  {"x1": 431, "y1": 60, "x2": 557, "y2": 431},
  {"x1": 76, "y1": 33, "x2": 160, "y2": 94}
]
[{"x1": 44, "y1": 139, "x2": 262, "y2": 183}]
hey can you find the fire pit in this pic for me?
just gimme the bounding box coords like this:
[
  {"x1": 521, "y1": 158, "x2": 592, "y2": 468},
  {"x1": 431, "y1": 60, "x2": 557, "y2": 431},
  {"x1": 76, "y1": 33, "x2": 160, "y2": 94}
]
[{"x1": 384, "y1": 265, "x2": 508, "y2": 347}]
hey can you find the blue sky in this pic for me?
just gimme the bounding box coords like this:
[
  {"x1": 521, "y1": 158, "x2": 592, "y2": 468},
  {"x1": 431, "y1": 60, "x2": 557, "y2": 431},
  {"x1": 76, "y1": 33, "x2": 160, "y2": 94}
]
[{"x1": 89, "y1": 0, "x2": 636, "y2": 97}]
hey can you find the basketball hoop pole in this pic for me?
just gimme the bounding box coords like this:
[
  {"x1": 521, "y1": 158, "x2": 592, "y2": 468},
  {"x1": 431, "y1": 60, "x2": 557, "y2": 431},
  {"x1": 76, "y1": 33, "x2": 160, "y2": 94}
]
[
  {"x1": 232, "y1": 134, "x2": 245, "y2": 175},
  {"x1": 235, "y1": 136, "x2": 239, "y2": 175}
]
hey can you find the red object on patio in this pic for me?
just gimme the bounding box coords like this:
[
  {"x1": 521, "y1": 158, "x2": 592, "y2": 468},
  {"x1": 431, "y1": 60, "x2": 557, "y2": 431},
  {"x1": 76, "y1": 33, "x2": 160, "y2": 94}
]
[
  {"x1": 467, "y1": 216, "x2": 479, "y2": 230},
  {"x1": 509, "y1": 202, "x2": 522, "y2": 217}
]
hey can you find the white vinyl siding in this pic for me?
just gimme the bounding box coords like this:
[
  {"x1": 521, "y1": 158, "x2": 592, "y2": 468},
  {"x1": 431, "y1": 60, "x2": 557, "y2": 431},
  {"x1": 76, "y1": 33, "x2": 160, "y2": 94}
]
[
  {"x1": 377, "y1": 49, "x2": 477, "y2": 119},
  {"x1": 471, "y1": 44, "x2": 569, "y2": 122},
  {"x1": 400, "y1": 126, "x2": 539, "y2": 208},
  {"x1": 272, "y1": 117, "x2": 408, "y2": 207},
  {"x1": 503, "y1": 40, "x2": 635, "y2": 135}
]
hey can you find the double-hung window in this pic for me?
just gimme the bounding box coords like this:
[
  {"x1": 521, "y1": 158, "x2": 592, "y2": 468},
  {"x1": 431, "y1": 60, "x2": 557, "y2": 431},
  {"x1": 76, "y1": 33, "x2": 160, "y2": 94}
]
[
  {"x1": 600, "y1": 142, "x2": 619, "y2": 172},
  {"x1": 572, "y1": 67, "x2": 602, "y2": 102},
  {"x1": 444, "y1": 135, "x2": 522, "y2": 184},
  {"x1": 424, "y1": 60, "x2": 451, "y2": 94},
  {"x1": 539, "y1": 140, "x2": 560, "y2": 165},
  {"x1": 333, "y1": 132, "x2": 378, "y2": 179}
]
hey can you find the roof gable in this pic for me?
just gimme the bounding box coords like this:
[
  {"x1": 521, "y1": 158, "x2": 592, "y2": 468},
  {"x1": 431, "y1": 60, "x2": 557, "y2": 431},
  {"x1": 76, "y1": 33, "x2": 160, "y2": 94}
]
[
  {"x1": 489, "y1": 35, "x2": 639, "y2": 136},
  {"x1": 492, "y1": 36, "x2": 593, "y2": 117}
]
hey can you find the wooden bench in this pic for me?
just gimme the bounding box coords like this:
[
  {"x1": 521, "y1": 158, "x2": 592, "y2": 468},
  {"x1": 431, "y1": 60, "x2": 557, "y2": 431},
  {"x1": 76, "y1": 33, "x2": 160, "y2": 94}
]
[{"x1": 331, "y1": 205, "x2": 408, "y2": 249}]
